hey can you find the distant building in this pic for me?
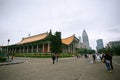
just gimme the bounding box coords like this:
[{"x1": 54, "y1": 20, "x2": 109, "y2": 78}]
[
  {"x1": 82, "y1": 30, "x2": 90, "y2": 49},
  {"x1": 96, "y1": 39, "x2": 104, "y2": 51},
  {"x1": 107, "y1": 40, "x2": 120, "y2": 48}
]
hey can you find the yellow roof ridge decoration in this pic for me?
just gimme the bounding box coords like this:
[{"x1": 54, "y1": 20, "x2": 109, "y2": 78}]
[
  {"x1": 62, "y1": 35, "x2": 75, "y2": 45},
  {"x1": 17, "y1": 32, "x2": 48, "y2": 44}
]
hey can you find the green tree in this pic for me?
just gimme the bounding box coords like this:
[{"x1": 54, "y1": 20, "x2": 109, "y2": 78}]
[
  {"x1": 55, "y1": 31, "x2": 62, "y2": 53},
  {"x1": 98, "y1": 45, "x2": 120, "y2": 55},
  {"x1": 50, "y1": 31, "x2": 62, "y2": 54},
  {"x1": 78, "y1": 48, "x2": 95, "y2": 54}
]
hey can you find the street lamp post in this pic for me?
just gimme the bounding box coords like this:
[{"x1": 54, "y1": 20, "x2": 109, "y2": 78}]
[
  {"x1": 7, "y1": 39, "x2": 10, "y2": 53},
  {"x1": 7, "y1": 39, "x2": 10, "y2": 61}
]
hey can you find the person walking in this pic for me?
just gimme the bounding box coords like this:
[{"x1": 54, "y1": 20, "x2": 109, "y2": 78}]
[
  {"x1": 104, "y1": 53, "x2": 111, "y2": 72},
  {"x1": 55, "y1": 54, "x2": 59, "y2": 62},
  {"x1": 11, "y1": 54, "x2": 14, "y2": 61},
  {"x1": 109, "y1": 53, "x2": 113, "y2": 71},
  {"x1": 92, "y1": 54, "x2": 96, "y2": 63},
  {"x1": 52, "y1": 54, "x2": 56, "y2": 64}
]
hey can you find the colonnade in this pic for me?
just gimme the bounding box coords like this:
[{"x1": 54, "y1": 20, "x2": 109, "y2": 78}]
[{"x1": 4, "y1": 42, "x2": 50, "y2": 54}]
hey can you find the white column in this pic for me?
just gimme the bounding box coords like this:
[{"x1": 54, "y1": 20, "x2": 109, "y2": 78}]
[
  {"x1": 19, "y1": 47, "x2": 21, "y2": 53},
  {"x1": 31, "y1": 46, "x2": 33, "y2": 53},
  {"x1": 42, "y1": 44, "x2": 44, "y2": 52},
  {"x1": 36, "y1": 44, "x2": 38, "y2": 53},
  {"x1": 15, "y1": 48, "x2": 16, "y2": 53},
  {"x1": 68, "y1": 46, "x2": 70, "y2": 53},
  {"x1": 48, "y1": 42, "x2": 50, "y2": 52},
  {"x1": 23, "y1": 47, "x2": 25, "y2": 53},
  {"x1": 27, "y1": 46, "x2": 29, "y2": 53}
]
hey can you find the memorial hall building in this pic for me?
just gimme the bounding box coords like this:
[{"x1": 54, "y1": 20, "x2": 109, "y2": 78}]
[{"x1": 2, "y1": 31, "x2": 80, "y2": 54}]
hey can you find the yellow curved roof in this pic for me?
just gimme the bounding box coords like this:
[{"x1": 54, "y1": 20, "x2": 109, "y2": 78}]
[
  {"x1": 18, "y1": 32, "x2": 48, "y2": 44},
  {"x1": 62, "y1": 35, "x2": 75, "y2": 45},
  {"x1": 16, "y1": 32, "x2": 75, "y2": 45}
]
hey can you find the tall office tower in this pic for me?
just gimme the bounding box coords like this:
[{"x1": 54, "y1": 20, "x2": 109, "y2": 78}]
[
  {"x1": 96, "y1": 39, "x2": 104, "y2": 51},
  {"x1": 82, "y1": 30, "x2": 90, "y2": 49}
]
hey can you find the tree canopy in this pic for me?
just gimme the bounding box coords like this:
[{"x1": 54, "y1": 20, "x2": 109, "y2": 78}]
[
  {"x1": 98, "y1": 45, "x2": 120, "y2": 55},
  {"x1": 78, "y1": 48, "x2": 95, "y2": 54},
  {"x1": 50, "y1": 31, "x2": 62, "y2": 54}
]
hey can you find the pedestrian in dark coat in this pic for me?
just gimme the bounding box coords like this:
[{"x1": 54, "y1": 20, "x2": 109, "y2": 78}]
[
  {"x1": 52, "y1": 54, "x2": 56, "y2": 64},
  {"x1": 109, "y1": 54, "x2": 113, "y2": 70},
  {"x1": 92, "y1": 54, "x2": 96, "y2": 63},
  {"x1": 104, "y1": 53, "x2": 111, "y2": 72}
]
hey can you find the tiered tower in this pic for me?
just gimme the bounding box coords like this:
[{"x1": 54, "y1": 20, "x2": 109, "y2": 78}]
[{"x1": 82, "y1": 30, "x2": 90, "y2": 49}]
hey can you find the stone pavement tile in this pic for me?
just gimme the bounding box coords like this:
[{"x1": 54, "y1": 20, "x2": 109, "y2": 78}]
[
  {"x1": 0, "y1": 56, "x2": 120, "y2": 80},
  {"x1": 0, "y1": 60, "x2": 25, "y2": 66}
]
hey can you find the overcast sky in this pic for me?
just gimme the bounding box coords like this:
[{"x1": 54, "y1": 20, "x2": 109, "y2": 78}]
[{"x1": 0, "y1": 0, "x2": 120, "y2": 49}]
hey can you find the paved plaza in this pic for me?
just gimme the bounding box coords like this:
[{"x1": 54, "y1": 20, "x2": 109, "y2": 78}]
[{"x1": 0, "y1": 56, "x2": 120, "y2": 80}]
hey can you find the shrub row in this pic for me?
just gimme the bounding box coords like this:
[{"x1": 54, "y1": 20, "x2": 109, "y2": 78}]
[
  {"x1": 0, "y1": 57, "x2": 7, "y2": 62},
  {"x1": 14, "y1": 53, "x2": 74, "y2": 58}
]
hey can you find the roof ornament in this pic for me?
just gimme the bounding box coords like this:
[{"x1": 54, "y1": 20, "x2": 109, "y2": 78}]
[{"x1": 28, "y1": 34, "x2": 31, "y2": 37}]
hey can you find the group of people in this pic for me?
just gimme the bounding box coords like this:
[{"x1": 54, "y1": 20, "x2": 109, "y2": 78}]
[
  {"x1": 51, "y1": 53, "x2": 114, "y2": 72},
  {"x1": 92, "y1": 53, "x2": 113, "y2": 72},
  {"x1": 7, "y1": 54, "x2": 14, "y2": 62},
  {"x1": 92, "y1": 53, "x2": 102, "y2": 63},
  {"x1": 84, "y1": 54, "x2": 89, "y2": 58}
]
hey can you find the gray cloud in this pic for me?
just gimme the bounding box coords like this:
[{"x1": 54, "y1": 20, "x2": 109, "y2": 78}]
[{"x1": 0, "y1": 0, "x2": 120, "y2": 49}]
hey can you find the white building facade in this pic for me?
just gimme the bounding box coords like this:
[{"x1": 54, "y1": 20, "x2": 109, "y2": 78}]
[{"x1": 107, "y1": 40, "x2": 120, "y2": 48}]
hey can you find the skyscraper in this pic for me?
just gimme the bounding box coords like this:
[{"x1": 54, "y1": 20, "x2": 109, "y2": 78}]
[
  {"x1": 82, "y1": 30, "x2": 90, "y2": 49},
  {"x1": 96, "y1": 39, "x2": 104, "y2": 51}
]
